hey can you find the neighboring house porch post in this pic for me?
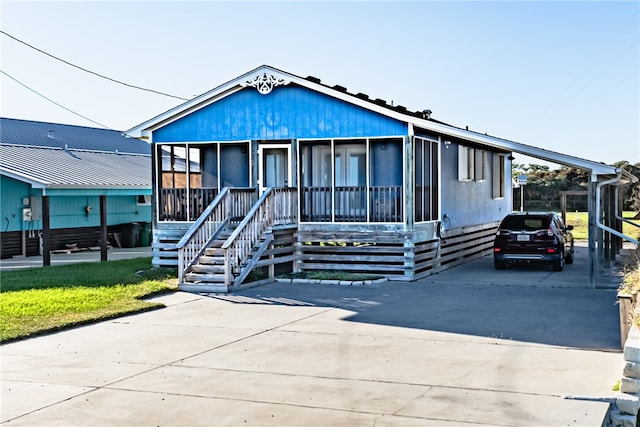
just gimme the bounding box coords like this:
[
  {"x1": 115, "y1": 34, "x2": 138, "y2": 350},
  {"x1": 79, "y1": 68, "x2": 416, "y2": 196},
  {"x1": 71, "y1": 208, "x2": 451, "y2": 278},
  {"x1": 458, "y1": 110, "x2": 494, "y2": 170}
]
[
  {"x1": 42, "y1": 195, "x2": 50, "y2": 267},
  {"x1": 100, "y1": 195, "x2": 107, "y2": 262}
]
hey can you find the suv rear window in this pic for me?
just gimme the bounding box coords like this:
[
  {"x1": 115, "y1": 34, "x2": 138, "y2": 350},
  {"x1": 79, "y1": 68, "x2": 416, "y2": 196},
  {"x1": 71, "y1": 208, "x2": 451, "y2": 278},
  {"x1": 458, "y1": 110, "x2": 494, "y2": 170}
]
[{"x1": 500, "y1": 216, "x2": 550, "y2": 231}]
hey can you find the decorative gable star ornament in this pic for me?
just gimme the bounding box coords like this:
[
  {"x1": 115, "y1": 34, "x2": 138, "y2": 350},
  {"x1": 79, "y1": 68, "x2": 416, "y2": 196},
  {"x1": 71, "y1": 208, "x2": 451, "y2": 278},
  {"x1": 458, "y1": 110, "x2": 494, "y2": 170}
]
[{"x1": 242, "y1": 72, "x2": 290, "y2": 95}]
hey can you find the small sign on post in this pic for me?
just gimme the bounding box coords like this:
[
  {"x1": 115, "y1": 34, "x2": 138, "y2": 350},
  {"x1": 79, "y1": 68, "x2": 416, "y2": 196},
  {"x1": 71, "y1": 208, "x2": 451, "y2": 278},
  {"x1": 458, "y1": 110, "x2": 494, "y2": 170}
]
[{"x1": 518, "y1": 175, "x2": 527, "y2": 212}]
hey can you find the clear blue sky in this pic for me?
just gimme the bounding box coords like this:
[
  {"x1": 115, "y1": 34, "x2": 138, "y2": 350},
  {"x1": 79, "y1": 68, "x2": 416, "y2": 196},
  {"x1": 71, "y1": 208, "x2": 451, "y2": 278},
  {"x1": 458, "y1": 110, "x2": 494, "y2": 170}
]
[{"x1": 1, "y1": 1, "x2": 638, "y2": 166}]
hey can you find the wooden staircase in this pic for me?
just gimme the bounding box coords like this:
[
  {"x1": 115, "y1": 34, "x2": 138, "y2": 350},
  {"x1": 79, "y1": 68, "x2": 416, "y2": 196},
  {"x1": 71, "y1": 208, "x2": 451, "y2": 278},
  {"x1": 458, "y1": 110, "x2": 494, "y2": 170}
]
[{"x1": 177, "y1": 187, "x2": 297, "y2": 294}]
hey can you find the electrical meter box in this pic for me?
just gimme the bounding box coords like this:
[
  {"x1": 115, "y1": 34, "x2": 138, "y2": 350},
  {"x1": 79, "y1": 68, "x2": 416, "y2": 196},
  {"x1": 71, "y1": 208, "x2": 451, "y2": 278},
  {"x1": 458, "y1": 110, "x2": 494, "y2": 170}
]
[{"x1": 29, "y1": 196, "x2": 42, "y2": 221}]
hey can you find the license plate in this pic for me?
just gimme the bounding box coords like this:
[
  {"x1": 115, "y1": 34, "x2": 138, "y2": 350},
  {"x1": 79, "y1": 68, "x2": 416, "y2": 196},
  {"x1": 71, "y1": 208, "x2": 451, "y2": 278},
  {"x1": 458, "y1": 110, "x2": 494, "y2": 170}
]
[{"x1": 517, "y1": 234, "x2": 530, "y2": 242}]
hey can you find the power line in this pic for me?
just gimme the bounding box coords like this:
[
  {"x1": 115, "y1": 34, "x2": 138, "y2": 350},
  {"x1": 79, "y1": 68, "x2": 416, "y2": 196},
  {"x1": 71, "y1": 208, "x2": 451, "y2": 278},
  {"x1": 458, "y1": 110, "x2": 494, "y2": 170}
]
[
  {"x1": 1, "y1": 69, "x2": 114, "y2": 129},
  {"x1": 1, "y1": 30, "x2": 189, "y2": 101}
]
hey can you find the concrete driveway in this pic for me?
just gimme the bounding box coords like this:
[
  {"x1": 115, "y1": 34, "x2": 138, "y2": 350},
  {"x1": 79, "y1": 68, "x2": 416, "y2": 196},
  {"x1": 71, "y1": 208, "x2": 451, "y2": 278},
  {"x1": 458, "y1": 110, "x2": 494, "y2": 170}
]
[{"x1": 1, "y1": 247, "x2": 625, "y2": 426}]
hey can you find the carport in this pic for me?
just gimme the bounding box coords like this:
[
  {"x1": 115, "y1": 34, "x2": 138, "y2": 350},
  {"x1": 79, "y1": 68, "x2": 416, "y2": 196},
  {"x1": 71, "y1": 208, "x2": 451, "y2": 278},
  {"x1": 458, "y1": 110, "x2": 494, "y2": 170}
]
[
  {"x1": 509, "y1": 147, "x2": 636, "y2": 287},
  {"x1": 425, "y1": 122, "x2": 639, "y2": 287}
]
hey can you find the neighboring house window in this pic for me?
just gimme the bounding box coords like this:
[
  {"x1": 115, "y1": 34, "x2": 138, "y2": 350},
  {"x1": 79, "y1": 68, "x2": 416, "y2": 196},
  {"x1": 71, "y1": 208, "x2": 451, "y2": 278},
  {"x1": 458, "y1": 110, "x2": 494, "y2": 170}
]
[
  {"x1": 414, "y1": 136, "x2": 439, "y2": 222},
  {"x1": 492, "y1": 153, "x2": 506, "y2": 199},
  {"x1": 458, "y1": 145, "x2": 474, "y2": 182},
  {"x1": 136, "y1": 195, "x2": 151, "y2": 206}
]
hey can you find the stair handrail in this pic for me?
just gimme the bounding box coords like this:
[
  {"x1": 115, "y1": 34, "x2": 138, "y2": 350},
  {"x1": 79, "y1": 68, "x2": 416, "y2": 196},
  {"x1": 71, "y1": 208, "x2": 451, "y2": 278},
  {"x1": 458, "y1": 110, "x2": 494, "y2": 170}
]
[
  {"x1": 221, "y1": 187, "x2": 298, "y2": 287},
  {"x1": 177, "y1": 187, "x2": 231, "y2": 283}
]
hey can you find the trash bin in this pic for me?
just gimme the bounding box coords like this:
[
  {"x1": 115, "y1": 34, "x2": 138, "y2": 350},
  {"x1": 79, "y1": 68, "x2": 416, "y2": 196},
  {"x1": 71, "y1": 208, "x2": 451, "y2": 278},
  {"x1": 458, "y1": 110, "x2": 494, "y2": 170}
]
[
  {"x1": 119, "y1": 223, "x2": 141, "y2": 248},
  {"x1": 139, "y1": 222, "x2": 152, "y2": 247}
]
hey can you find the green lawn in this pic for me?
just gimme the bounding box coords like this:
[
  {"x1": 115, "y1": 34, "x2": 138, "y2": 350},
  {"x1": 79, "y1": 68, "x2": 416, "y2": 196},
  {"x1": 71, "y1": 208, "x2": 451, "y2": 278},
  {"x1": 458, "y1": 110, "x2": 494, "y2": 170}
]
[
  {"x1": 0, "y1": 258, "x2": 177, "y2": 342},
  {"x1": 565, "y1": 211, "x2": 639, "y2": 240}
]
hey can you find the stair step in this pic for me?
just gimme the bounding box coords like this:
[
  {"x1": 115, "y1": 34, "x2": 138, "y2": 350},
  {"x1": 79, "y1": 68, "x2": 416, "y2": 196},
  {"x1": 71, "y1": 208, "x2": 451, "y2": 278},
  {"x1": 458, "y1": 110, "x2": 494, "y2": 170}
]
[
  {"x1": 204, "y1": 248, "x2": 224, "y2": 257},
  {"x1": 191, "y1": 264, "x2": 225, "y2": 274},
  {"x1": 184, "y1": 272, "x2": 226, "y2": 283},
  {"x1": 180, "y1": 283, "x2": 229, "y2": 293}
]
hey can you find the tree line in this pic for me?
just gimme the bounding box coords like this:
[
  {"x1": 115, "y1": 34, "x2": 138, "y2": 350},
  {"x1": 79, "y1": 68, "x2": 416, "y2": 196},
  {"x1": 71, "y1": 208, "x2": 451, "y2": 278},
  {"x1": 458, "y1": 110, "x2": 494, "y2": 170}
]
[{"x1": 512, "y1": 161, "x2": 640, "y2": 213}]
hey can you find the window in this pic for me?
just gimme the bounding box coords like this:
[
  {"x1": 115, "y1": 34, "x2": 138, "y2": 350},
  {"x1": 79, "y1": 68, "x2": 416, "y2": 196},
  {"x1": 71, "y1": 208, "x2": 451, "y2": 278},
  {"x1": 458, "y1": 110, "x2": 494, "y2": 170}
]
[
  {"x1": 492, "y1": 153, "x2": 506, "y2": 199},
  {"x1": 474, "y1": 150, "x2": 487, "y2": 182},
  {"x1": 414, "y1": 137, "x2": 439, "y2": 222},
  {"x1": 136, "y1": 195, "x2": 151, "y2": 206},
  {"x1": 458, "y1": 146, "x2": 474, "y2": 182}
]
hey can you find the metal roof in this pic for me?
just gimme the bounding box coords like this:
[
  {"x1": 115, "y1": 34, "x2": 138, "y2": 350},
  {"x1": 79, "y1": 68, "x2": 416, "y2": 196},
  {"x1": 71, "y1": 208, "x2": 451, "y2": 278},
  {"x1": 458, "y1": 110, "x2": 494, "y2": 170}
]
[
  {"x1": 0, "y1": 144, "x2": 150, "y2": 190},
  {"x1": 1, "y1": 117, "x2": 150, "y2": 154},
  {"x1": 127, "y1": 65, "x2": 636, "y2": 182}
]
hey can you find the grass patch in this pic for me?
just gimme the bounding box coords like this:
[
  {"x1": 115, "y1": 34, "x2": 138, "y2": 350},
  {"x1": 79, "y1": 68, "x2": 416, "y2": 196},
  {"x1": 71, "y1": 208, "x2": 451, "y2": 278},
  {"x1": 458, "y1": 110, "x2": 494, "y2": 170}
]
[
  {"x1": 280, "y1": 270, "x2": 383, "y2": 281},
  {"x1": 565, "y1": 211, "x2": 639, "y2": 241},
  {"x1": 0, "y1": 258, "x2": 177, "y2": 342}
]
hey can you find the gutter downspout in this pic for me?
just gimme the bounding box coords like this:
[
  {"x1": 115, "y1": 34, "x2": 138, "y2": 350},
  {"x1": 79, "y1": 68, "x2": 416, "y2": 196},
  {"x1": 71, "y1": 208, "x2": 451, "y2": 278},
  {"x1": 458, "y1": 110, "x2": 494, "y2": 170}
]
[
  {"x1": 615, "y1": 186, "x2": 640, "y2": 233},
  {"x1": 596, "y1": 172, "x2": 639, "y2": 245}
]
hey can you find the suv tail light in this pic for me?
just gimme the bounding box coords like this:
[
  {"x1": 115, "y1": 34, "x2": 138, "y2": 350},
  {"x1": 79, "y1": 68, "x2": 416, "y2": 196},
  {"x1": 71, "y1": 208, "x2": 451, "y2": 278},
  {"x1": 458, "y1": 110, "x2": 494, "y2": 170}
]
[{"x1": 547, "y1": 227, "x2": 554, "y2": 237}]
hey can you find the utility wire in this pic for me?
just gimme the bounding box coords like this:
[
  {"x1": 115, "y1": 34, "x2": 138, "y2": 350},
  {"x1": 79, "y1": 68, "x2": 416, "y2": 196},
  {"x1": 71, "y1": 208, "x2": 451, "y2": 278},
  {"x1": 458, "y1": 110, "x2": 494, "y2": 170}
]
[
  {"x1": 1, "y1": 30, "x2": 189, "y2": 101},
  {"x1": 1, "y1": 69, "x2": 114, "y2": 129}
]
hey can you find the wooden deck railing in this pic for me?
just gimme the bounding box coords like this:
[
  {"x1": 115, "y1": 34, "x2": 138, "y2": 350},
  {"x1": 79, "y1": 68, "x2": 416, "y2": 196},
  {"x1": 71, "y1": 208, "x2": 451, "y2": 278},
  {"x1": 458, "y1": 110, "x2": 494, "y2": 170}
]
[
  {"x1": 176, "y1": 188, "x2": 230, "y2": 284},
  {"x1": 159, "y1": 187, "x2": 220, "y2": 221},
  {"x1": 175, "y1": 188, "x2": 257, "y2": 284},
  {"x1": 222, "y1": 187, "x2": 298, "y2": 286},
  {"x1": 300, "y1": 186, "x2": 402, "y2": 222}
]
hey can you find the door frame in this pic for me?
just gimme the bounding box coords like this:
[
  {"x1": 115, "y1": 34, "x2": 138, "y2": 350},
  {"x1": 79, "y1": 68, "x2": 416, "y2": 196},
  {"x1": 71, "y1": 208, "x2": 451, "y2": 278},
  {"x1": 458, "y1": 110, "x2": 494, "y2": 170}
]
[{"x1": 257, "y1": 143, "x2": 292, "y2": 194}]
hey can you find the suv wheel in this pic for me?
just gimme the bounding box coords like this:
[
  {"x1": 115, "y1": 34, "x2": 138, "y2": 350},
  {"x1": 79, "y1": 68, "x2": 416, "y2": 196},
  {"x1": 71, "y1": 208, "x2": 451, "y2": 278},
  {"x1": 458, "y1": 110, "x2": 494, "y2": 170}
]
[
  {"x1": 494, "y1": 260, "x2": 506, "y2": 270},
  {"x1": 565, "y1": 245, "x2": 574, "y2": 264},
  {"x1": 552, "y1": 249, "x2": 565, "y2": 272}
]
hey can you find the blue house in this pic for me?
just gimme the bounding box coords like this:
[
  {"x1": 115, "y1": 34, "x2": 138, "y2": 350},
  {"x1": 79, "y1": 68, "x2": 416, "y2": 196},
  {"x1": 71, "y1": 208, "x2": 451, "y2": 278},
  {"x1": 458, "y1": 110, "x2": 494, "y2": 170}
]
[
  {"x1": 127, "y1": 65, "x2": 634, "y2": 290},
  {"x1": 0, "y1": 118, "x2": 152, "y2": 262}
]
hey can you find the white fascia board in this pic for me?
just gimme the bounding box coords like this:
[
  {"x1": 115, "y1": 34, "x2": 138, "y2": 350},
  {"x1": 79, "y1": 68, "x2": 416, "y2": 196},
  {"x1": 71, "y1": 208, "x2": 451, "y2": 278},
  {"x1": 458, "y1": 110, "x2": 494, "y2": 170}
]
[
  {"x1": 1, "y1": 168, "x2": 48, "y2": 188},
  {"x1": 126, "y1": 65, "x2": 274, "y2": 138},
  {"x1": 407, "y1": 117, "x2": 622, "y2": 177}
]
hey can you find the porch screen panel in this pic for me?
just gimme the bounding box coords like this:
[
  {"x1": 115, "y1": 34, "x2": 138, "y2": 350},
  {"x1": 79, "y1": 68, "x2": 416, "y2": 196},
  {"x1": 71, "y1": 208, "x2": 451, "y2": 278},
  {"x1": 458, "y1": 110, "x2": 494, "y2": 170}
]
[
  {"x1": 369, "y1": 138, "x2": 403, "y2": 222},
  {"x1": 220, "y1": 143, "x2": 250, "y2": 187},
  {"x1": 334, "y1": 140, "x2": 366, "y2": 222},
  {"x1": 300, "y1": 141, "x2": 332, "y2": 222},
  {"x1": 414, "y1": 141, "x2": 424, "y2": 222},
  {"x1": 157, "y1": 144, "x2": 188, "y2": 221},
  {"x1": 414, "y1": 137, "x2": 439, "y2": 222}
]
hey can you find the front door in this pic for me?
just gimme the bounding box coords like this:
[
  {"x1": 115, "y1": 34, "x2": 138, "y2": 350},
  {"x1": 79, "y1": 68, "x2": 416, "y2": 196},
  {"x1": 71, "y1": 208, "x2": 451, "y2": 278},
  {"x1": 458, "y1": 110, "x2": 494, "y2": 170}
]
[{"x1": 258, "y1": 144, "x2": 291, "y2": 193}]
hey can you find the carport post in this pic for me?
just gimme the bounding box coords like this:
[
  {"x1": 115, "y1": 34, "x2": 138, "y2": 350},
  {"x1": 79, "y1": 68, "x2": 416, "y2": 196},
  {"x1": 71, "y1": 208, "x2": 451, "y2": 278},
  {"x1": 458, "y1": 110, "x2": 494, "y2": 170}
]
[
  {"x1": 588, "y1": 179, "x2": 597, "y2": 289},
  {"x1": 100, "y1": 195, "x2": 108, "y2": 262}
]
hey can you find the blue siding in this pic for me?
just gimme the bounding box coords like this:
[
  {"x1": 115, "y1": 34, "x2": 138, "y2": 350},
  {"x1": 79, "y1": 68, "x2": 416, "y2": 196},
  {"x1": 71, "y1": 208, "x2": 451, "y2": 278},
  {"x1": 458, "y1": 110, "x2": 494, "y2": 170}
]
[
  {"x1": 48, "y1": 195, "x2": 150, "y2": 229},
  {"x1": 0, "y1": 175, "x2": 151, "y2": 231},
  {"x1": 0, "y1": 176, "x2": 32, "y2": 232},
  {"x1": 154, "y1": 86, "x2": 408, "y2": 142}
]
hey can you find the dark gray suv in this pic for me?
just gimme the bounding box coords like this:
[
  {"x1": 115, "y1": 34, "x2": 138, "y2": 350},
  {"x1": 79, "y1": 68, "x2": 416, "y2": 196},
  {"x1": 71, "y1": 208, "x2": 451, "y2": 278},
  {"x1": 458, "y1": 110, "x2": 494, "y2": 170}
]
[{"x1": 493, "y1": 212, "x2": 574, "y2": 271}]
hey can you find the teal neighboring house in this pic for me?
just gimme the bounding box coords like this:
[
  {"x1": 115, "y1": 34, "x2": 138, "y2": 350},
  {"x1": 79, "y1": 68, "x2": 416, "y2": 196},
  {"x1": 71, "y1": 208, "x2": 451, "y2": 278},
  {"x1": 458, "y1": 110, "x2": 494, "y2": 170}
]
[{"x1": 0, "y1": 118, "x2": 152, "y2": 260}]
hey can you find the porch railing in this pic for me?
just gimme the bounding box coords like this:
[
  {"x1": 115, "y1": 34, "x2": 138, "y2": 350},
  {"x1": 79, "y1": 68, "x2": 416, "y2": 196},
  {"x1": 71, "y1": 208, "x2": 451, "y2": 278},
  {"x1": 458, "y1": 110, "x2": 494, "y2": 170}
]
[
  {"x1": 159, "y1": 187, "x2": 220, "y2": 221},
  {"x1": 222, "y1": 187, "x2": 298, "y2": 287},
  {"x1": 175, "y1": 187, "x2": 257, "y2": 284},
  {"x1": 176, "y1": 188, "x2": 231, "y2": 284},
  {"x1": 300, "y1": 185, "x2": 402, "y2": 222}
]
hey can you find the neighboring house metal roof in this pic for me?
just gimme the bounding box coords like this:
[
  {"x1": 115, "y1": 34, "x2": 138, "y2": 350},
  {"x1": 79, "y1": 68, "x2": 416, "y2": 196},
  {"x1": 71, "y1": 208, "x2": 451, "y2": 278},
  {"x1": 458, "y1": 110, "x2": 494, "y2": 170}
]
[
  {"x1": 0, "y1": 145, "x2": 151, "y2": 189},
  {"x1": 127, "y1": 65, "x2": 636, "y2": 182},
  {"x1": 1, "y1": 117, "x2": 150, "y2": 154},
  {"x1": 0, "y1": 118, "x2": 151, "y2": 192}
]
